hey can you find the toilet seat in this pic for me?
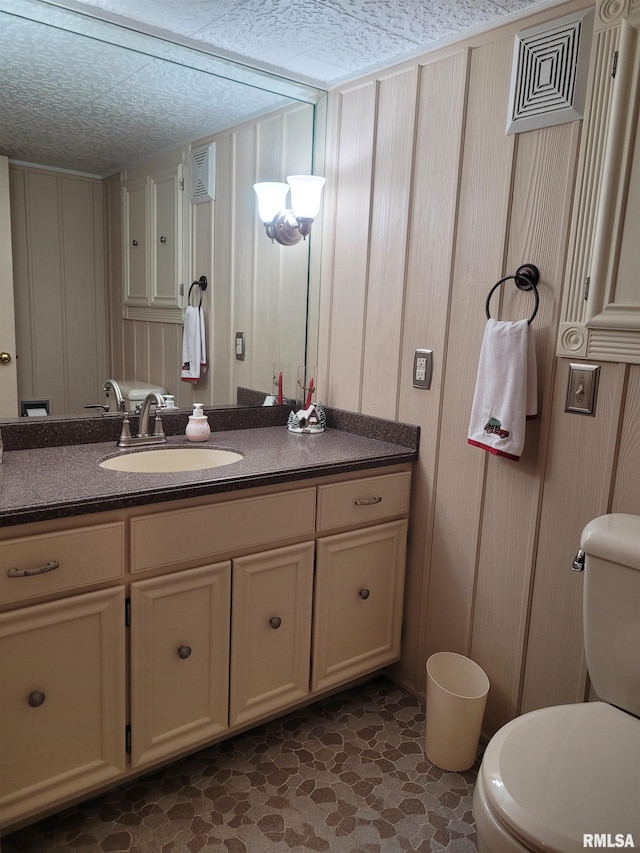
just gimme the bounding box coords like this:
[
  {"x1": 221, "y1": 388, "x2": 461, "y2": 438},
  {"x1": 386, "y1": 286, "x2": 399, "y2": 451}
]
[{"x1": 478, "y1": 702, "x2": 640, "y2": 852}]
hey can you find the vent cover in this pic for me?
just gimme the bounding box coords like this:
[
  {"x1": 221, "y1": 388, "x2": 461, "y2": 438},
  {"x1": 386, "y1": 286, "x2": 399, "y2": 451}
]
[
  {"x1": 191, "y1": 143, "x2": 216, "y2": 203},
  {"x1": 507, "y1": 8, "x2": 594, "y2": 135}
]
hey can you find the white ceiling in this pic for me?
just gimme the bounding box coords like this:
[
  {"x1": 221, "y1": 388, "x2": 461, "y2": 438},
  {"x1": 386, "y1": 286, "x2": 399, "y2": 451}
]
[{"x1": 0, "y1": 0, "x2": 560, "y2": 177}]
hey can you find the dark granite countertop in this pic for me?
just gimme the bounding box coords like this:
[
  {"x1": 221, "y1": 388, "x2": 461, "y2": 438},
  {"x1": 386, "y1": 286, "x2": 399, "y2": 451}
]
[{"x1": 0, "y1": 411, "x2": 419, "y2": 527}]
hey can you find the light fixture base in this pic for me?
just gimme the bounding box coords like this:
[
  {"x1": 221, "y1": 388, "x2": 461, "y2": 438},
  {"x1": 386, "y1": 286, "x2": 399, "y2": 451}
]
[{"x1": 268, "y1": 210, "x2": 304, "y2": 246}]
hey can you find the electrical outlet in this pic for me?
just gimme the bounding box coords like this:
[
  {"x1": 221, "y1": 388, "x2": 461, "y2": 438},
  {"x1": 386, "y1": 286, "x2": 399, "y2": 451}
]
[{"x1": 413, "y1": 349, "x2": 433, "y2": 389}]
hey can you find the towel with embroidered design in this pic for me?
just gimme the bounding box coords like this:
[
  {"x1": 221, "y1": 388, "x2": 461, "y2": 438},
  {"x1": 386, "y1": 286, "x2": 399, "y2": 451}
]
[{"x1": 467, "y1": 318, "x2": 537, "y2": 461}]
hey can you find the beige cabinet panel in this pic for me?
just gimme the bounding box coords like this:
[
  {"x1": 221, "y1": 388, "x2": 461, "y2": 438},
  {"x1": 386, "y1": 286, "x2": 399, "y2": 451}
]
[
  {"x1": 0, "y1": 522, "x2": 125, "y2": 607},
  {"x1": 130, "y1": 561, "x2": 231, "y2": 768},
  {"x1": 230, "y1": 542, "x2": 314, "y2": 727},
  {"x1": 312, "y1": 520, "x2": 407, "y2": 693},
  {"x1": 123, "y1": 162, "x2": 183, "y2": 323},
  {"x1": 316, "y1": 471, "x2": 411, "y2": 532},
  {"x1": 0, "y1": 587, "x2": 126, "y2": 828},
  {"x1": 123, "y1": 177, "x2": 148, "y2": 308},
  {"x1": 131, "y1": 488, "x2": 316, "y2": 573},
  {"x1": 150, "y1": 165, "x2": 183, "y2": 312}
]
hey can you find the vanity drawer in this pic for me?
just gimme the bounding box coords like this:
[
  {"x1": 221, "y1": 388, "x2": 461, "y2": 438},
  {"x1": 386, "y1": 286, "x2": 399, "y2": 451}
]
[
  {"x1": 0, "y1": 523, "x2": 125, "y2": 606},
  {"x1": 317, "y1": 471, "x2": 411, "y2": 532},
  {"x1": 130, "y1": 488, "x2": 316, "y2": 573}
]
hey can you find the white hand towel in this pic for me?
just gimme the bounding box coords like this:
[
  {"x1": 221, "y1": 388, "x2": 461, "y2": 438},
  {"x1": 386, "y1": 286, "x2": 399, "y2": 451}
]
[
  {"x1": 181, "y1": 305, "x2": 207, "y2": 383},
  {"x1": 467, "y1": 318, "x2": 537, "y2": 461}
]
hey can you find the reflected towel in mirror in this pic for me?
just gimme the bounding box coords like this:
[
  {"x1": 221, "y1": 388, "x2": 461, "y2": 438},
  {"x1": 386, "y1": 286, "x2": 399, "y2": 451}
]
[{"x1": 181, "y1": 306, "x2": 207, "y2": 383}]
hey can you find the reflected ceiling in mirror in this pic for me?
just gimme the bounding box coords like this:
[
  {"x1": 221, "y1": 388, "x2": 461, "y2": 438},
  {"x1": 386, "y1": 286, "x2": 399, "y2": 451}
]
[{"x1": 0, "y1": 0, "x2": 323, "y2": 177}]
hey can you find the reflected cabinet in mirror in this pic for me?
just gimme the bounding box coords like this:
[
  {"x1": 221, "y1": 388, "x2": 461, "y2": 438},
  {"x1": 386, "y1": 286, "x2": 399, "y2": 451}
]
[
  {"x1": 0, "y1": 1, "x2": 325, "y2": 417},
  {"x1": 558, "y1": 0, "x2": 640, "y2": 363}
]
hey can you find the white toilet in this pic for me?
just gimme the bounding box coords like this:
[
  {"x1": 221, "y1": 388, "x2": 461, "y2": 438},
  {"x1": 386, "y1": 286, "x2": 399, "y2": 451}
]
[{"x1": 473, "y1": 513, "x2": 640, "y2": 852}]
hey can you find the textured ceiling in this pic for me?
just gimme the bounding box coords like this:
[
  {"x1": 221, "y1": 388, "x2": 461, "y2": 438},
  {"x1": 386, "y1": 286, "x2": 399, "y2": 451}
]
[{"x1": 0, "y1": 0, "x2": 556, "y2": 177}]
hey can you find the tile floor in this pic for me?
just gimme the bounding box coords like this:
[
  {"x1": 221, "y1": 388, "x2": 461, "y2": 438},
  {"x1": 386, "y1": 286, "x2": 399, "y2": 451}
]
[{"x1": 2, "y1": 677, "x2": 479, "y2": 852}]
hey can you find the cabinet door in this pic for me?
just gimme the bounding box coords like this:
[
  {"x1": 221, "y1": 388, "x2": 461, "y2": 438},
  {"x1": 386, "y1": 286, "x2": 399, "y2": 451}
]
[
  {"x1": 149, "y1": 164, "x2": 183, "y2": 311},
  {"x1": 130, "y1": 561, "x2": 231, "y2": 768},
  {"x1": 0, "y1": 587, "x2": 126, "y2": 828},
  {"x1": 312, "y1": 520, "x2": 407, "y2": 693},
  {"x1": 123, "y1": 177, "x2": 148, "y2": 308},
  {"x1": 230, "y1": 542, "x2": 314, "y2": 727}
]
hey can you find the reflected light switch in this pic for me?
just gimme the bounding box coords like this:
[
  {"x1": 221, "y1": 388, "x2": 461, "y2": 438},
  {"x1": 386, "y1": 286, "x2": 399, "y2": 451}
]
[{"x1": 235, "y1": 332, "x2": 245, "y2": 361}]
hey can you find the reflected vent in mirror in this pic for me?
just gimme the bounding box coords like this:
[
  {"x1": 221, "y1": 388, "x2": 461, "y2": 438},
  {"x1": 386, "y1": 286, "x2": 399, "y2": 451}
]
[
  {"x1": 191, "y1": 143, "x2": 216, "y2": 203},
  {"x1": 506, "y1": 8, "x2": 593, "y2": 135}
]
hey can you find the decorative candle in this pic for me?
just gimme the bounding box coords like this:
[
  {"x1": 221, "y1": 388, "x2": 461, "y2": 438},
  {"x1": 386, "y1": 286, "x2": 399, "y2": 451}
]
[{"x1": 305, "y1": 377, "x2": 315, "y2": 408}]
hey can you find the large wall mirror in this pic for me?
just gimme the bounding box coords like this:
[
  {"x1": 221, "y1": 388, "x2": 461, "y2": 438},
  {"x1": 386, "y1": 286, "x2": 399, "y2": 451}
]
[
  {"x1": 0, "y1": 0, "x2": 325, "y2": 417},
  {"x1": 558, "y1": 1, "x2": 640, "y2": 364}
]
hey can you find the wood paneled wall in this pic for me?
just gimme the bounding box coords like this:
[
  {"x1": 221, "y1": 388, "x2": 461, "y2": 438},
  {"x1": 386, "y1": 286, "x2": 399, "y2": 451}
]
[
  {"x1": 108, "y1": 102, "x2": 316, "y2": 408},
  {"x1": 318, "y1": 0, "x2": 640, "y2": 735}
]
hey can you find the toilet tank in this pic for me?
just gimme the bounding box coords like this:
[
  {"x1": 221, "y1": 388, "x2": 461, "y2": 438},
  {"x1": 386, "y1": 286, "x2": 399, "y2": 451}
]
[
  {"x1": 581, "y1": 513, "x2": 640, "y2": 717},
  {"x1": 104, "y1": 380, "x2": 168, "y2": 413}
]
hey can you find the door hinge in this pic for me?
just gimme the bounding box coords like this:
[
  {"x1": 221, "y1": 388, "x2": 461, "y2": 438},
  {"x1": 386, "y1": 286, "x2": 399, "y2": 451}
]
[
  {"x1": 126, "y1": 724, "x2": 131, "y2": 754},
  {"x1": 611, "y1": 50, "x2": 618, "y2": 78},
  {"x1": 583, "y1": 276, "x2": 590, "y2": 301},
  {"x1": 179, "y1": 177, "x2": 185, "y2": 191},
  {"x1": 125, "y1": 597, "x2": 131, "y2": 627}
]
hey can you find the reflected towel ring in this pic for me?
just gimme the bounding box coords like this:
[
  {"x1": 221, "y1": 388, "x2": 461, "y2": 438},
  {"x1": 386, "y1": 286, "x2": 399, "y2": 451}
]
[
  {"x1": 485, "y1": 264, "x2": 540, "y2": 325},
  {"x1": 188, "y1": 275, "x2": 208, "y2": 307}
]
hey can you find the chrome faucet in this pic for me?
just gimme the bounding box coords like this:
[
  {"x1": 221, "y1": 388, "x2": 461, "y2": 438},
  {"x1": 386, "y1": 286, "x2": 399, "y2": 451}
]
[
  {"x1": 103, "y1": 379, "x2": 125, "y2": 413},
  {"x1": 117, "y1": 392, "x2": 167, "y2": 448}
]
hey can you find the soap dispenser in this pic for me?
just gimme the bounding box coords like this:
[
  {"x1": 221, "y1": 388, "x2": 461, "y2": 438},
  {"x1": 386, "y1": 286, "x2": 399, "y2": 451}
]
[{"x1": 186, "y1": 403, "x2": 210, "y2": 442}]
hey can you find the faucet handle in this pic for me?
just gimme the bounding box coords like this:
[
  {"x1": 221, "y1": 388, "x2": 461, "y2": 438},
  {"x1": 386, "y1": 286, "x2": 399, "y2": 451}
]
[
  {"x1": 152, "y1": 410, "x2": 166, "y2": 439},
  {"x1": 117, "y1": 412, "x2": 133, "y2": 447}
]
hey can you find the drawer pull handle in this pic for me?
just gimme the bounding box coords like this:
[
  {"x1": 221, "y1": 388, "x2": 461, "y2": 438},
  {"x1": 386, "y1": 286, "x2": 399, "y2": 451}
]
[
  {"x1": 28, "y1": 690, "x2": 46, "y2": 708},
  {"x1": 354, "y1": 496, "x2": 382, "y2": 506},
  {"x1": 177, "y1": 645, "x2": 192, "y2": 660},
  {"x1": 8, "y1": 560, "x2": 60, "y2": 578},
  {"x1": 269, "y1": 616, "x2": 282, "y2": 630},
  {"x1": 359, "y1": 588, "x2": 371, "y2": 600}
]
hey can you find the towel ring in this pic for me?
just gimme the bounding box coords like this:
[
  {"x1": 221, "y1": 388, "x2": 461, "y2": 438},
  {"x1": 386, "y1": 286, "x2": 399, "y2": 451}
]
[
  {"x1": 485, "y1": 264, "x2": 540, "y2": 325},
  {"x1": 187, "y1": 275, "x2": 208, "y2": 307}
]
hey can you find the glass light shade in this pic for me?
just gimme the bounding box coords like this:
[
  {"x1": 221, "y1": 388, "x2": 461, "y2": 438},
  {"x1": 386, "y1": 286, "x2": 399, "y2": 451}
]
[
  {"x1": 253, "y1": 182, "x2": 289, "y2": 223},
  {"x1": 286, "y1": 175, "x2": 325, "y2": 219}
]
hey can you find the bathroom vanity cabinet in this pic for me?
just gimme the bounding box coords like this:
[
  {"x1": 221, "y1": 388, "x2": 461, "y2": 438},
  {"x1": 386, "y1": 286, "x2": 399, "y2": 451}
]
[{"x1": 0, "y1": 466, "x2": 410, "y2": 833}]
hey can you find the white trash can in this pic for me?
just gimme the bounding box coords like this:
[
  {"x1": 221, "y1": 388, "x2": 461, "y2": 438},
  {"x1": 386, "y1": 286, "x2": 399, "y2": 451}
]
[{"x1": 425, "y1": 652, "x2": 490, "y2": 772}]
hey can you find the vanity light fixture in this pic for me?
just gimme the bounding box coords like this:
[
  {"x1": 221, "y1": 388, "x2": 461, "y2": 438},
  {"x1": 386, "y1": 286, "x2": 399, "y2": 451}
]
[{"x1": 253, "y1": 175, "x2": 325, "y2": 246}]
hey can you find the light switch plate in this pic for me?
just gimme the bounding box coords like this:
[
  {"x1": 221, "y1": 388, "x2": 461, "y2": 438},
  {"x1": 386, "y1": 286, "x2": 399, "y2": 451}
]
[
  {"x1": 235, "y1": 331, "x2": 245, "y2": 361},
  {"x1": 565, "y1": 362, "x2": 600, "y2": 415},
  {"x1": 413, "y1": 349, "x2": 433, "y2": 389}
]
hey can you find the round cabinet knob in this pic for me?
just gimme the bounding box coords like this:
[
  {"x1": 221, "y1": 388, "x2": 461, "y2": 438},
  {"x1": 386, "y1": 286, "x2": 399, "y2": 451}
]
[
  {"x1": 28, "y1": 690, "x2": 46, "y2": 708},
  {"x1": 177, "y1": 645, "x2": 192, "y2": 660},
  {"x1": 0, "y1": 351, "x2": 12, "y2": 365},
  {"x1": 160, "y1": 235, "x2": 167, "y2": 244},
  {"x1": 132, "y1": 239, "x2": 139, "y2": 247},
  {"x1": 358, "y1": 588, "x2": 370, "y2": 600},
  {"x1": 269, "y1": 616, "x2": 282, "y2": 629}
]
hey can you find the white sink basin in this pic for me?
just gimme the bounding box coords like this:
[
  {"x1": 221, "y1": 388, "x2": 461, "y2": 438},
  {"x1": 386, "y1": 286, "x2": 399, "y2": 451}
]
[{"x1": 100, "y1": 447, "x2": 243, "y2": 473}]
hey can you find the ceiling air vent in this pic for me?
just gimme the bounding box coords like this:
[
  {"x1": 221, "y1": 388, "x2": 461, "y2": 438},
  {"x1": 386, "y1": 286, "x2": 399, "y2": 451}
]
[
  {"x1": 506, "y1": 8, "x2": 594, "y2": 135},
  {"x1": 191, "y1": 143, "x2": 216, "y2": 203}
]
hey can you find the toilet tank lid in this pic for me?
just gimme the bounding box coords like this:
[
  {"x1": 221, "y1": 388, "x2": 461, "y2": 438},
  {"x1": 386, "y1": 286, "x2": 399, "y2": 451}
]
[
  {"x1": 116, "y1": 381, "x2": 168, "y2": 401},
  {"x1": 581, "y1": 514, "x2": 640, "y2": 571}
]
